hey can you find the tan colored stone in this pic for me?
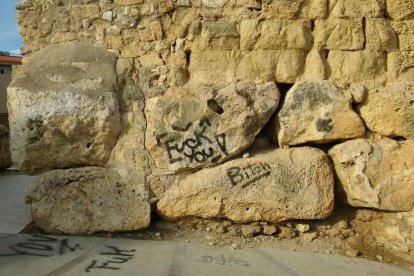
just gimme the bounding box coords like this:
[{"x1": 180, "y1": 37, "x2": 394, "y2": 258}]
[
  {"x1": 71, "y1": 5, "x2": 100, "y2": 20},
  {"x1": 329, "y1": 138, "x2": 414, "y2": 211},
  {"x1": 115, "y1": 0, "x2": 144, "y2": 5},
  {"x1": 195, "y1": 21, "x2": 239, "y2": 50},
  {"x1": 391, "y1": 21, "x2": 414, "y2": 51},
  {"x1": 240, "y1": 20, "x2": 312, "y2": 51},
  {"x1": 302, "y1": 49, "x2": 327, "y2": 80},
  {"x1": 157, "y1": 147, "x2": 334, "y2": 223},
  {"x1": 0, "y1": 125, "x2": 12, "y2": 169},
  {"x1": 263, "y1": 0, "x2": 327, "y2": 20},
  {"x1": 366, "y1": 19, "x2": 397, "y2": 51},
  {"x1": 145, "y1": 82, "x2": 280, "y2": 172},
  {"x1": 8, "y1": 43, "x2": 120, "y2": 175},
  {"x1": 189, "y1": 50, "x2": 238, "y2": 85},
  {"x1": 387, "y1": 51, "x2": 414, "y2": 82},
  {"x1": 351, "y1": 209, "x2": 414, "y2": 265},
  {"x1": 386, "y1": 0, "x2": 414, "y2": 20},
  {"x1": 138, "y1": 51, "x2": 164, "y2": 67},
  {"x1": 358, "y1": 82, "x2": 414, "y2": 139},
  {"x1": 329, "y1": 0, "x2": 385, "y2": 18},
  {"x1": 327, "y1": 50, "x2": 386, "y2": 88},
  {"x1": 241, "y1": 225, "x2": 262, "y2": 238},
  {"x1": 314, "y1": 18, "x2": 364, "y2": 50},
  {"x1": 26, "y1": 167, "x2": 150, "y2": 234},
  {"x1": 274, "y1": 80, "x2": 365, "y2": 146},
  {"x1": 236, "y1": 50, "x2": 305, "y2": 83}
]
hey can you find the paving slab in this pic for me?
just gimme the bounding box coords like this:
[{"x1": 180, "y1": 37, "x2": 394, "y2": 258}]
[
  {"x1": 0, "y1": 171, "x2": 33, "y2": 233},
  {"x1": 0, "y1": 234, "x2": 413, "y2": 276}
]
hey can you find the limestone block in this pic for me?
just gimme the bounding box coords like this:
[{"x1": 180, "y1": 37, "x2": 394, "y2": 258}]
[
  {"x1": 236, "y1": 50, "x2": 305, "y2": 83},
  {"x1": 263, "y1": 0, "x2": 327, "y2": 20},
  {"x1": 26, "y1": 167, "x2": 150, "y2": 234},
  {"x1": 157, "y1": 147, "x2": 334, "y2": 223},
  {"x1": 365, "y1": 19, "x2": 398, "y2": 52},
  {"x1": 314, "y1": 18, "x2": 364, "y2": 50},
  {"x1": 274, "y1": 80, "x2": 365, "y2": 146},
  {"x1": 71, "y1": 5, "x2": 100, "y2": 20},
  {"x1": 8, "y1": 42, "x2": 120, "y2": 175},
  {"x1": 329, "y1": 0, "x2": 385, "y2": 18},
  {"x1": 240, "y1": 20, "x2": 312, "y2": 51},
  {"x1": 145, "y1": 82, "x2": 280, "y2": 172},
  {"x1": 302, "y1": 49, "x2": 327, "y2": 80},
  {"x1": 188, "y1": 50, "x2": 238, "y2": 85},
  {"x1": 358, "y1": 82, "x2": 414, "y2": 139},
  {"x1": 386, "y1": 0, "x2": 414, "y2": 20},
  {"x1": 115, "y1": 0, "x2": 144, "y2": 5},
  {"x1": 202, "y1": 0, "x2": 226, "y2": 8},
  {"x1": 387, "y1": 51, "x2": 414, "y2": 82},
  {"x1": 327, "y1": 50, "x2": 386, "y2": 88},
  {"x1": 391, "y1": 21, "x2": 414, "y2": 51},
  {"x1": 329, "y1": 138, "x2": 414, "y2": 211},
  {"x1": 0, "y1": 125, "x2": 12, "y2": 169},
  {"x1": 196, "y1": 21, "x2": 239, "y2": 50}
]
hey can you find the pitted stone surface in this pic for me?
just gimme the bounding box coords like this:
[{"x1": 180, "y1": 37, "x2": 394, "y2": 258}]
[
  {"x1": 273, "y1": 80, "x2": 365, "y2": 146},
  {"x1": 329, "y1": 137, "x2": 414, "y2": 211},
  {"x1": 26, "y1": 167, "x2": 150, "y2": 234},
  {"x1": 145, "y1": 82, "x2": 280, "y2": 172},
  {"x1": 8, "y1": 42, "x2": 120, "y2": 175},
  {"x1": 157, "y1": 147, "x2": 334, "y2": 223},
  {"x1": 358, "y1": 82, "x2": 414, "y2": 139}
]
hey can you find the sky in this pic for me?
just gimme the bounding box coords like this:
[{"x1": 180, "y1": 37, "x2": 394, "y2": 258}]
[{"x1": 0, "y1": 0, "x2": 22, "y2": 54}]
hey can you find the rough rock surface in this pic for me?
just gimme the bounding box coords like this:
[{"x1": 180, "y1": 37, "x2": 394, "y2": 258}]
[
  {"x1": 8, "y1": 42, "x2": 120, "y2": 175},
  {"x1": 26, "y1": 167, "x2": 150, "y2": 234},
  {"x1": 358, "y1": 82, "x2": 414, "y2": 139},
  {"x1": 0, "y1": 125, "x2": 12, "y2": 168},
  {"x1": 274, "y1": 80, "x2": 365, "y2": 146},
  {"x1": 145, "y1": 82, "x2": 280, "y2": 172},
  {"x1": 157, "y1": 147, "x2": 334, "y2": 223},
  {"x1": 329, "y1": 138, "x2": 414, "y2": 211}
]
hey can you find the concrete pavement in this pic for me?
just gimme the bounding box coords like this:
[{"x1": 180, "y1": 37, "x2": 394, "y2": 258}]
[
  {"x1": 0, "y1": 170, "x2": 32, "y2": 233},
  {"x1": 1, "y1": 233, "x2": 413, "y2": 275}
]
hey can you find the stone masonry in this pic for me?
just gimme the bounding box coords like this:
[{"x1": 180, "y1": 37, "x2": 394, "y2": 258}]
[{"x1": 7, "y1": 0, "x2": 414, "y2": 264}]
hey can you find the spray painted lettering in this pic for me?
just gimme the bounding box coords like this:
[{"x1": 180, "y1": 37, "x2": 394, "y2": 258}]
[
  {"x1": 198, "y1": 254, "x2": 250, "y2": 267},
  {"x1": 227, "y1": 162, "x2": 271, "y2": 188},
  {"x1": 161, "y1": 118, "x2": 227, "y2": 164},
  {"x1": 85, "y1": 245, "x2": 136, "y2": 272},
  {"x1": 0, "y1": 235, "x2": 82, "y2": 258}
]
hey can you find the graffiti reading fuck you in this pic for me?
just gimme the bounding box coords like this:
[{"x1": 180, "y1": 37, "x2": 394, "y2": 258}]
[
  {"x1": 159, "y1": 118, "x2": 227, "y2": 164},
  {"x1": 227, "y1": 162, "x2": 272, "y2": 188}
]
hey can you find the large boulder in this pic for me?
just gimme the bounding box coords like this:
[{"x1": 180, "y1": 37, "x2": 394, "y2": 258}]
[
  {"x1": 357, "y1": 82, "x2": 414, "y2": 139},
  {"x1": 157, "y1": 147, "x2": 334, "y2": 223},
  {"x1": 329, "y1": 138, "x2": 414, "y2": 211},
  {"x1": 272, "y1": 80, "x2": 365, "y2": 146},
  {"x1": 145, "y1": 82, "x2": 280, "y2": 172},
  {"x1": 26, "y1": 167, "x2": 150, "y2": 234},
  {"x1": 8, "y1": 42, "x2": 120, "y2": 175},
  {"x1": 0, "y1": 125, "x2": 12, "y2": 168}
]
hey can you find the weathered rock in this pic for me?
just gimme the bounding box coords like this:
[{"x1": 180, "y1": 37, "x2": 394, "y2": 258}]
[
  {"x1": 0, "y1": 125, "x2": 12, "y2": 169},
  {"x1": 157, "y1": 147, "x2": 334, "y2": 223},
  {"x1": 329, "y1": 138, "x2": 414, "y2": 211},
  {"x1": 145, "y1": 82, "x2": 280, "y2": 172},
  {"x1": 358, "y1": 82, "x2": 414, "y2": 139},
  {"x1": 351, "y1": 209, "x2": 414, "y2": 266},
  {"x1": 386, "y1": 0, "x2": 414, "y2": 20},
  {"x1": 26, "y1": 167, "x2": 150, "y2": 234},
  {"x1": 329, "y1": 0, "x2": 385, "y2": 18},
  {"x1": 8, "y1": 42, "x2": 120, "y2": 175},
  {"x1": 241, "y1": 225, "x2": 262, "y2": 238},
  {"x1": 273, "y1": 80, "x2": 365, "y2": 146}
]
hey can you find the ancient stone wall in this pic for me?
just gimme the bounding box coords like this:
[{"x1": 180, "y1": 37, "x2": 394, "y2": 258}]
[
  {"x1": 8, "y1": 0, "x2": 414, "y2": 265},
  {"x1": 16, "y1": 0, "x2": 414, "y2": 89}
]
